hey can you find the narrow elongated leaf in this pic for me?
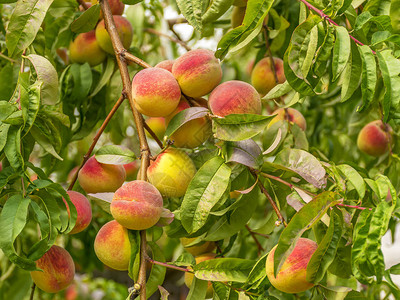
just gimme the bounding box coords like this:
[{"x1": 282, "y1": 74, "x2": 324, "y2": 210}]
[
  {"x1": 70, "y1": 4, "x2": 100, "y2": 33},
  {"x1": 4, "y1": 126, "x2": 23, "y2": 170},
  {"x1": 202, "y1": 0, "x2": 233, "y2": 24},
  {"x1": 128, "y1": 230, "x2": 140, "y2": 281},
  {"x1": 21, "y1": 81, "x2": 41, "y2": 136},
  {"x1": 194, "y1": 258, "x2": 255, "y2": 282},
  {"x1": 165, "y1": 107, "x2": 209, "y2": 137},
  {"x1": 357, "y1": 45, "x2": 377, "y2": 112},
  {"x1": 144, "y1": 242, "x2": 166, "y2": 298},
  {"x1": 95, "y1": 145, "x2": 136, "y2": 165},
  {"x1": 176, "y1": 0, "x2": 205, "y2": 32},
  {"x1": 337, "y1": 164, "x2": 366, "y2": 198},
  {"x1": 246, "y1": 253, "x2": 268, "y2": 285},
  {"x1": 186, "y1": 277, "x2": 208, "y2": 300},
  {"x1": 341, "y1": 42, "x2": 361, "y2": 102},
  {"x1": 262, "y1": 81, "x2": 293, "y2": 100},
  {"x1": 391, "y1": 0, "x2": 400, "y2": 33},
  {"x1": 332, "y1": 26, "x2": 351, "y2": 81},
  {"x1": 90, "y1": 58, "x2": 115, "y2": 97},
  {"x1": 225, "y1": 139, "x2": 262, "y2": 169},
  {"x1": 30, "y1": 125, "x2": 63, "y2": 160},
  {"x1": 300, "y1": 24, "x2": 319, "y2": 78},
  {"x1": 314, "y1": 25, "x2": 335, "y2": 77}
]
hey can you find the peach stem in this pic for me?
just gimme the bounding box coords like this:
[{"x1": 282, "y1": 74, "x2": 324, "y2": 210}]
[
  {"x1": 144, "y1": 28, "x2": 191, "y2": 51},
  {"x1": 336, "y1": 203, "x2": 371, "y2": 210},
  {"x1": 77, "y1": 0, "x2": 89, "y2": 10},
  {"x1": 145, "y1": 256, "x2": 191, "y2": 273},
  {"x1": 245, "y1": 225, "x2": 265, "y2": 254}
]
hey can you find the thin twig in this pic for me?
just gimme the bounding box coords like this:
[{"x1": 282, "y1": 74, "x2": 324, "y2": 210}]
[
  {"x1": 143, "y1": 118, "x2": 164, "y2": 149},
  {"x1": 245, "y1": 225, "x2": 264, "y2": 254},
  {"x1": 144, "y1": 28, "x2": 191, "y2": 51},
  {"x1": 260, "y1": 173, "x2": 316, "y2": 197},
  {"x1": 0, "y1": 52, "x2": 17, "y2": 63},
  {"x1": 77, "y1": 0, "x2": 89, "y2": 10},
  {"x1": 29, "y1": 283, "x2": 36, "y2": 300},
  {"x1": 145, "y1": 256, "x2": 191, "y2": 273},
  {"x1": 122, "y1": 51, "x2": 152, "y2": 69},
  {"x1": 336, "y1": 203, "x2": 371, "y2": 210},
  {"x1": 262, "y1": 26, "x2": 279, "y2": 84}
]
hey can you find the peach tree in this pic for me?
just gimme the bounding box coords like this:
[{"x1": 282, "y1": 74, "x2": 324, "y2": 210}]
[{"x1": 0, "y1": 0, "x2": 400, "y2": 299}]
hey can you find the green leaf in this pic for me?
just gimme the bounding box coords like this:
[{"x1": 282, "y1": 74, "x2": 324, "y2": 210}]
[
  {"x1": 320, "y1": 285, "x2": 352, "y2": 300},
  {"x1": 186, "y1": 277, "x2": 208, "y2": 300},
  {"x1": 70, "y1": 4, "x2": 100, "y2": 33},
  {"x1": 20, "y1": 81, "x2": 41, "y2": 136},
  {"x1": 165, "y1": 107, "x2": 209, "y2": 138},
  {"x1": 6, "y1": 0, "x2": 54, "y2": 58},
  {"x1": 389, "y1": 263, "x2": 400, "y2": 275},
  {"x1": 332, "y1": 26, "x2": 351, "y2": 81},
  {"x1": 246, "y1": 252, "x2": 268, "y2": 286},
  {"x1": 354, "y1": 11, "x2": 392, "y2": 32},
  {"x1": 202, "y1": 0, "x2": 233, "y2": 24},
  {"x1": 30, "y1": 125, "x2": 63, "y2": 160},
  {"x1": 357, "y1": 45, "x2": 377, "y2": 112},
  {"x1": 95, "y1": 145, "x2": 136, "y2": 165},
  {"x1": 337, "y1": 164, "x2": 366, "y2": 198},
  {"x1": 0, "y1": 123, "x2": 11, "y2": 153},
  {"x1": 144, "y1": 242, "x2": 166, "y2": 298},
  {"x1": 341, "y1": 42, "x2": 361, "y2": 102},
  {"x1": 225, "y1": 139, "x2": 262, "y2": 169},
  {"x1": 90, "y1": 58, "x2": 115, "y2": 97},
  {"x1": 176, "y1": 0, "x2": 205, "y2": 32},
  {"x1": 314, "y1": 25, "x2": 335, "y2": 77},
  {"x1": 181, "y1": 156, "x2": 231, "y2": 234},
  {"x1": 391, "y1": 0, "x2": 400, "y2": 33},
  {"x1": 262, "y1": 81, "x2": 293, "y2": 101},
  {"x1": 4, "y1": 126, "x2": 23, "y2": 170},
  {"x1": 273, "y1": 191, "x2": 338, "y2": 276},
  {"x1": 194, "y1": 258, "x2": 255, "y2": 282},
  {"x1": 128, "y1": 230, "x2": 140, "y2": 281}
]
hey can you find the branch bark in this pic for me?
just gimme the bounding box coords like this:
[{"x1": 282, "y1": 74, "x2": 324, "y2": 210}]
[{"x1": 144, "y1": 28, "x2": 191, "y2": 51}]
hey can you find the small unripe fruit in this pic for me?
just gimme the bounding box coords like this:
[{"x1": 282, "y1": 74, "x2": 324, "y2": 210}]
[
  {"x1": 30, "y1": 245, "x2": 75, "y2": 293},
  {"x1": 78, "y1": 156, "x2": 126, "y2": 194},
  {"x1": 184, "y1": 253, "x2": 216, "y2": 298},
  {"x1": 181, "y1": 237, "x2": 216, "y2": 256},
  {"x1": 251, "y1": 57, "x2": 286, "y2": 96},
  {"x1": 357, "y1": 120, "x2": 393, "y2": 157},
  {"x1": 94, "y1": 220, "x2": 131, "y2": 271},
  {"x1": 66, "y1": 191, "x2": 92, "y2": 234},
  {"x1": 172, "y1": 49, "x2": 222, "y2": 98},
  {"x1": 132, "y1": 68, "x2": 181, "y2": 117},
  {"x1": 95, "y1": 16, "x2": 133, "y2": 54},
  {"x1": 69, "y1": 31, "x2": 107, "y2": 67},
  {"x1": 155, "y1": 60, "x2": 175, "y2": 72},
  {"x1": 268, "y1": 108, "x2": 307, "y2": 131},
  {"x1": 209, "y1": 80, "x2": 262, "y2": 117},
  {"x1": 147, "y1": 148, "x2": 196, "y2": 198},
  {"x1": 265, "y1": 238, "x2": 318, "y2": 294}
]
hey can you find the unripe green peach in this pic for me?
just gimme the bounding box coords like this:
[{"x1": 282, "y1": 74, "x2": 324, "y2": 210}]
[
  {"x1": 147, "y1": 148, "x2": 196, "y2": 198},
  {"x1": 209, "y1": 80, "x2": 261, "y2": 117},
  {"x1": 95, "y1": 15, "x2": 133, "y2": 54},
  {"x1": 165, "y1": 99, "x2": 211, "y2": 149},
  {"x1": 111, "y1": 180, "x2": 163, "y2": 230},
  {"x1": 268, "y1": 108, "x2": 307, "y2": 131},
  {"x1": 265, "y1": 238, "x2": 318, "y2": 294},
  {"x1": 251, "y1": 57, "x2": 286, "y2": 96},
  {"x1": 132, "y1": 67, "x2": 181, "y2": 117},
  {"x1": 123, "y1": 160, "x2": 140, "y2": 181},
  {"x1": 181, "y1": 237, "x2": 216, "y2": 256},
  {"x1": 66, "y1": 191, "x2": 92, "y2": 234},
  {"x1": 30, "y1": 245, "x2": 75, "y2": 293},
  {"x1": 146, "y1": 117, "x2": 166, "y2": 140},
  {"x1": 69, "y1": 31, "x2": 107, "y2": 67},
  {"x1": 357, "y1": 120, "x2": 393, "y2": 157},
  {"x1": 91, "y1": 0, "x2": 124, "y2": 16},
  {"x1": 155, "y1": 60, "x2": 175, "y2": 72},
  {"x1": 94, "y1": 220, "x2": 131, "y2": 271},
  {"x1": 184, "y1": 253, "x2": 216, "y2": 297},
  {"x1": 172, "y1": 49, "x2": 222, "y2": 98},
  {"x1": 78, "y1": 156, "x2": 126, "y2": 194},
  {"x1": 231, "y1": 6, "x2": 246, "y2": 28}
]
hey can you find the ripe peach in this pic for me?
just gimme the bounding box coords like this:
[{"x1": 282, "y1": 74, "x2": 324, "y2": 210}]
[
  {"x1": 66, "y1": 191, "x2": 92, "y2": 234},
  {"x1": 357, "y1": 120, "x2": 393, "y2": 157},
  {"x1": 65, "y1": 283, "x2": 78, "y2": 300},
  {"x1": 165, "y1": 99, "x2": 211, "y2": 148},
  {"x1": 30, "y1": 245, "x2": 75, "y2": 293},
  {"x1": 146, "y1": 117, "x2": 166, "y2": 140},
  {"x1": 94, "y1": 220, "x2": 131, "y2": 271},
  {"x1": 172, "y1": 49, "x2": 222, "y2": 98},
  {"x1": 67, "y1": 166, "x2": 80, "y2": 184},
  {"x1": 184, "y1": 253, "x2": 216, "y2": 297},
  {"x1": 91, "y1": 0, "x2": 124, "y2": 16},
  {"x1": 78, "y1": 156, "x2": 126, "y2": 194},
  {"x1": 147, "y1": 148, "x2": 196, "y2": 198},
  {"x1": 132, "y1": 68, "x2": 181, "y2": 117},
  {"x1": 155, "y1": 60, "x2": 175, "y2": 72},
  {"x1": 95, "y1": 16, "x2": 133, "y2": 54},
  {"x1": 265, "y1": 238, "x2": 318, "y2": 294},
  {"x1": 123, "y1": 160, "x2": 140, "y2": 181},
  {"x1": 180, "y1": 238, "x2": 216, "y2": 256},
  {"x1": 251, "y1": 57, "x2": 286, "y2": 96},
  {"x1": 69, "y1": 31, "x2": 107, "y2": 67},
  {"x1": 268, "y1": 108, "x2": 307, "y2": 131},
  {"x1": 208, "y1": 80, "x2": 262, "y2": 117},
  {"x1": 110, "y1": 180, "x2": 163, "y2": 230},
  {"x1": 231, "y1": 6, "x2": 246, "y2": 28}
]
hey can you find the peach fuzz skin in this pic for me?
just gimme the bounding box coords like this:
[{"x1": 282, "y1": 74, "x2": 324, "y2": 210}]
[
  {"x1": 172, "y1": 49, "x2": 222, "y2": 98},
  {"x1": 184, "y1": 253, "x2": 216, "y2": 298},
  {"x1": 95, "y1": 16, "x2": 133, "y2": 54},
  {"x1": 94, "y1": 220, "x2": 131, "y2": 271},
  {"x1": 146, "y1": 117, "x2": 166, "y2": 140},
  {"x1": 268, "y1": 108, "x2": 307, "y2": 131},
  {"x1": 251, "y1": 57, "x2": 286, "y2": 96},
  {"x1": 69, "y1": 31, "x2": 106, "y2": 67},
  {"x1": 132, "y1": 68, "x2": 181, "y2": 117},
  {"x1": 66, "y1": 191, "x2": 92, "y2": 234},
  {"x1": 265, "y1": 238, "x2": 318, "y2": 294},
  {"x1": 111, "y1": 180, "x2": 163, "y2": 230},
  {"x1": 30, "y1": 245, "x2": 75, "y2": 293},
  {"x1": 155, "y1": 60, "x2": 175, "y2": 72},
  {"x1": 91, "y1": 0, "x2": 124, "y2": 17},
  {"x1": 78, "y1": 156, "x2": 126, "y2": 194},
  {"x1": 208, "y1": 80, "x2": 261, "y2": 117},
  {"x1": 147, "y1": 148, "x2": 196, "y2": 198},
  {"x1": 357, "y1": 120, "x2": 393, "y2": 157}
]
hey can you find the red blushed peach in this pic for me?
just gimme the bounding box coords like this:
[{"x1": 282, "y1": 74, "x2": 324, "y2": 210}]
[
  {"x1": 95, "y1": 16, "x2": 133, "y2": 54},
  {"x1": 94, "y1": 220, "x2": 131, "y2": 271},
  {"x1": 110, "y1": 180, "x2": 163, "y2": 230},
  {"x1": 172, "y1": 49, "x2": 222, "y2": 98},
  {"x1": 78, "y1": 156, "x2": 126, "y2": 194},
  {"x1": 146, "y1": 117, "x2": 166, "y2": 140},
  {"x1": 67, "y1": 166, "x2": 79, "y2": 184},
  {"x1": 123, "y1": 160, "x2": 140, "y2": 181},
  {"x1": 184, "y1": 253, "x2": 216, "y2": 298},
  {"x1": 357, "y1": 120, "x2": 393, "y2": 157},
  {"x1": 30, "y1": 245, "x2": 75, "y2": 293},
  {"x1": 69, "y1": 31, "x2": 107, "y2": 67},
  {"x1": 132, "y1": 68, "x2": 181, "y2": 117},
  {"x1": 251, "y1": 57, "x2": 286, "y2": 96},
  {"x1": 91, "y1": 0, "x2": 124, "y2": 16},
  {"x1": 165, "y1": 99, "x2": 211, "y2": 148},
  {"x1": 66, "y1": 191, "x2": 92, "y2": 234},
  {"x1": 155, "y1": 60, "x2": 175, "y2": 72},
  {"x1": 268, "y1": 108, "x2": 307, "y2": 131},
  {"x1": 208, "y1": 80, "x2": 262, "y2": 117},
  {"x1": 265, "y1": 238, "x2": 318, "y2": 294}
]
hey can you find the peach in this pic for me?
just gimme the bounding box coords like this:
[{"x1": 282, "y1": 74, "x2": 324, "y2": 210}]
[
  {"x1": 94, "y1": 220, "x2": 131, "y2": 271},
  {"x1": 66, "y1": 191, "x2": 92, "y2": 234},
  {"x1": 184, "y1": 253, "x2": 216, "y2": 297},
  {"x1": 208, "y1": 80, "x2": 261, "y2": 117},
  {"x1": 268, "y1": 108, "x2": 307, "y2": 131},
  {"x1": 231, "y1": 6, "x2": 246, "y2": 28},
  {"x1": 265, "y1": 238, "x2": 318, "y2": 294},
  {"x1": 155, "y1": 60, "x2": 175, "y2": 72},
  {"x1": 56, "y1": 48, "x2": 69, "y2": 65},
  {"x1": 95, "y1": 15, "x2": 133, "y2": 54},
  {"x1": 132, "y1": 67, "x2": 181, "y2": 117},
  {"x1": 147, "y1": 148, "x2": 196, "y2": 198},
  {"x1": 65, "y1": 283, "x2": 78, "y2": 300},
  {"x1": 357, "y1": 120, "x2": 393, "y2": 157},
  {"x1": 172, "y1": 49, "x2": 222, "y2": 98},
  {"x1": 146, "y1": 117, "x2": 166, "y2": 140},
  {"x1": 180, "y1": 238, "x2": 216, "y2": 256},
  {"x1": 78, "y1": 156, "x2": 126, "y2": 194},
  {"x1": 69, "y1": 31, "x2": 107, "y2": 67},
  {"x1": 165, "y1": 99, "x2": 211, "y2": 148},
  {"x1": 30, "y1": 245, "x2": 75, "y2": 293},
  {"x1": 110, "y1": 180, "x2": 163, "y2": 230},
  {"x1": 67, "y1": 166, "x2": 80, "y2": 184},
  {"x1": 123, "y1": 160, "x2": 140, "y2": 181},
  {"x1": 251, "y1": 57, "x2": 286, "y2": 96},
  {"x1": 91, "y1": 0, "x2": 124, "y2": 16}
]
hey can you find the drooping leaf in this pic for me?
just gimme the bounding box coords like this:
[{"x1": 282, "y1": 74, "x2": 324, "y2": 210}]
[
  {"x1": 165, "y1": 107, "x2": 209, "y2": 138},
  {"x1": 186, "y1": 277, "x2": 208, "y2": 300},
  {"x1": 332, "y1": 26, "x2": 351, "y2": 81},
  {"x1": 70, "y1": 4, "x2": 100, "y2": 33},
  {"x1": 357, "y1": 45, "x2": 377, "y2": 112},
  {"x1": 194, "y1": 258, "x2": 255, "y2": 282},
  {"x1": 337, "y1": 164, "x2": 366, "y2": 198},
  {"x1": 175, "y1": 0, "x2": 205, "y2": 32},
  {"x1": 341, "y1": 42, "x2": 362, "y2": 102},
  {"x1": 95, "y1": 145, "x2": 136, "y2": 165},
  {"x1": 202, "y1": 0, "x2": 233, "y2": 24}
]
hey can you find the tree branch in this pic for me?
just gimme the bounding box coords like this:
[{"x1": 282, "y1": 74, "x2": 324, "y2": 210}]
[
  {"x1": 245, "y1": 225, "x2": 264, "y2": 254},
  {"x1": 336, "y1": 203, "x2": 372, "y2": 210},
  {"x1": 143, "y1": 118, "x2": 164, "y2": 149},
  {"x1": 145, "y1": 256, "x2": 191, "y2": 273},
  {"x1": 144, "y1": 28, "x2": 191, "y2": 51},
  {"x1": 29, "y1": 283, "x2": 36, "y2": 300},
  {"x1": 260, "y1": 173, "x2": 316, "y2": 197}
]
